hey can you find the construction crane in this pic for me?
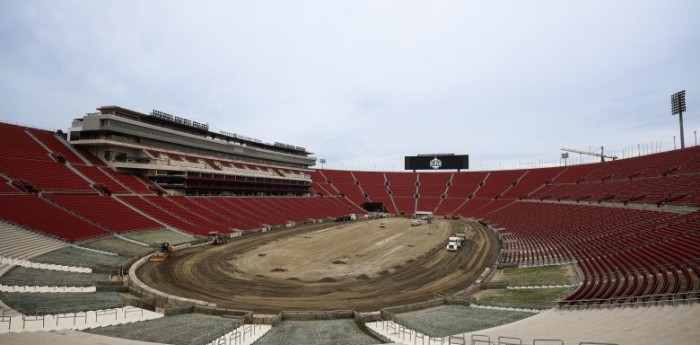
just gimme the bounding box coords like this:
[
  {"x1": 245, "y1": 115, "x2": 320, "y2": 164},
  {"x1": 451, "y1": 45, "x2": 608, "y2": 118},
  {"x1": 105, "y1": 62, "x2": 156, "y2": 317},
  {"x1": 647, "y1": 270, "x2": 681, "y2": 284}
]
[{"x1": 561, "y1": 147, "x2": 618, "y2": 163}]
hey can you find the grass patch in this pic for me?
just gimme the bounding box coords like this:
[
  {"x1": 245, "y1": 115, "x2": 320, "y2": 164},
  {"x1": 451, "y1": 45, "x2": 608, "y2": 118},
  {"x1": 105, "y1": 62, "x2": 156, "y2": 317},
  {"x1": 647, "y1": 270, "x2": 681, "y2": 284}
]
[
  {"x1": 499, "y1": 265, "x2": 575, "y2": 286},
  {"x1": 80, "y1": 237, "x2": 153, "y2": 257},
  {"x1": 0, "y1": 292, "x2": 125, "y2": 315},
  {"x1": 255, "y1": 320, "x2": 381, "y2": 345},
  {"x1": 85, "y1": 314, "x2": 239, "y2": 345},
  {"x1": 0, "y1": 266, "x2": 109, "y2": 286},
  {"x1": 475, "y1": 288, "x2": 569, "y2": 309},
  {"x1": 29, "y1": 247, "x2": 129, "y2": 269},
  {"x1": 122, "y1": 229, "x2": 196, "y2": 246},
  {"x1": 394, "y1": 305, "x2": 534, "y2": 338}
]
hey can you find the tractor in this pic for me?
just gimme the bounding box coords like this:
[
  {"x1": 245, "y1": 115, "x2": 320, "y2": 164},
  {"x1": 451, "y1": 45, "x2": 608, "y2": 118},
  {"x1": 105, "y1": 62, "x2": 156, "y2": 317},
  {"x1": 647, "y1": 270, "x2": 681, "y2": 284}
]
[{"x1": 149, "y1": 242, "x2": 173, "y2": 262}]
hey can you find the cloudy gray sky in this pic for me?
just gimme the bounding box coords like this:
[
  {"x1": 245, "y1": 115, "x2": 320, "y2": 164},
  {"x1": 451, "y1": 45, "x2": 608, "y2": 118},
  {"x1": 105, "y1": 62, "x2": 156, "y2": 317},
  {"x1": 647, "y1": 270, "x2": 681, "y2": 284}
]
[{"x1": 1, "y1": 1, "x2": 698, "y2": 171}]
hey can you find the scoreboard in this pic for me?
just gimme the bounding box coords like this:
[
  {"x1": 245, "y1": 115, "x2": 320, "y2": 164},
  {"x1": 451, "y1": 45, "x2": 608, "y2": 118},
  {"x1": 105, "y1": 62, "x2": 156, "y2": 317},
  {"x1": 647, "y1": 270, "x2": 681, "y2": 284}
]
[{"x1": 405, "y1": 154, "x2": 469, "y2": 171}]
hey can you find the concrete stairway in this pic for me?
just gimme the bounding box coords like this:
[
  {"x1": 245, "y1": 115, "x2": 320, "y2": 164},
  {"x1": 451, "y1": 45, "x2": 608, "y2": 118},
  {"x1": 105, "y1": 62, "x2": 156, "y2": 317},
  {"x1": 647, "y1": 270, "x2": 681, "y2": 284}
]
[
  {"x1": 0, "y1": 306, "x2": 163, "y2": 334},
  {"x1": 205, "y1": 324, "x2": 271, "y2": 345},
  {"x1": 0, "y1": 221, "x2": 67, "y2": 259}
]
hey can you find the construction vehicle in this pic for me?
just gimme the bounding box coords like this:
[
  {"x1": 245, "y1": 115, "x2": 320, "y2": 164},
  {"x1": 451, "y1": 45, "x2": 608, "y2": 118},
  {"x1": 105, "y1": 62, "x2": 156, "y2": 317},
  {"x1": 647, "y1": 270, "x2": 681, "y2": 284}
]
[
  {"x1": 149, "y1": 242, "x2": 173, "y2": 262},
  {"x1": 210, "y1": 231, "x2": 228, "y2": 245},
  {"x1": 444, "y1": 214, "x2": 460, "y2": 220},
  {"x1": 446, "y1": 242, "x2": 460, "y2": 252},
  {"x1": 446, "y1": 233, "x2": 467, "y2": 252}
]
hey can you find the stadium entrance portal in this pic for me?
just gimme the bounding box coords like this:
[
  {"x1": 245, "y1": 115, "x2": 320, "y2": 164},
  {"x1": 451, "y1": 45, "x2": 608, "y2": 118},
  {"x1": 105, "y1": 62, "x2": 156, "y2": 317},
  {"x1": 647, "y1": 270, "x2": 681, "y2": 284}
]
[{"x1": 361, "y1": 202, "x2": 385, "y2": 213}]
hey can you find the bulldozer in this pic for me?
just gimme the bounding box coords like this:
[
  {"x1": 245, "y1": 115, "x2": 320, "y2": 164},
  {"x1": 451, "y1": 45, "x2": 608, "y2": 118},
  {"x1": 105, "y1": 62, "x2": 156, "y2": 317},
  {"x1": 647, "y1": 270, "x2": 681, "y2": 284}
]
[
  {"x1": 149, "y1": 242, "x2": 173, "y2": 262},
  {"x1": 209, "y1": 231, "x2": 228, "y2": 245}
]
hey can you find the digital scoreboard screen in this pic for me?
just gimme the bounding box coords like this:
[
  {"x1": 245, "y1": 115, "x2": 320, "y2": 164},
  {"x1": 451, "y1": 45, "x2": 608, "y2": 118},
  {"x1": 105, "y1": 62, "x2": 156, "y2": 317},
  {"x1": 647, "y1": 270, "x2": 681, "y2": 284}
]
[{"x1": 405, "y1": 154, "x2": 469, "y2": 171}]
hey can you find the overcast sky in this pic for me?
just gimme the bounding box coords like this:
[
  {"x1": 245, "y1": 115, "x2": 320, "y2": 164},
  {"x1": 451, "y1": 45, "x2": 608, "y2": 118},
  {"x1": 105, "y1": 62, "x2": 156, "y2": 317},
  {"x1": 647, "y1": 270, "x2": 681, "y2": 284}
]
[{"x1": 1, "y1": 1, "x2": 699, "y2": 171}]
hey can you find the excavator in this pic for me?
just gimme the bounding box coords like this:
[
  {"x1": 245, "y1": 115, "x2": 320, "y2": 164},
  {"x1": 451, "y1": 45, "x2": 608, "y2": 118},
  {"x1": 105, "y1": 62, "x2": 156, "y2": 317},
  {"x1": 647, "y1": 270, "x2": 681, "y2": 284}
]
[{"x1": 149, "y1": 242, "x2": 173, "y2": 262}]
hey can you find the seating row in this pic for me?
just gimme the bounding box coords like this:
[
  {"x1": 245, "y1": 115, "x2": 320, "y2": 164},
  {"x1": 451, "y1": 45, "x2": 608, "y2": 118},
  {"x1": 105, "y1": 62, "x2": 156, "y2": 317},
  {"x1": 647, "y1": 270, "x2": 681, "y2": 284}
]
[{"x1": 477, "y1": 201, "x2": 700, "y2": 303}]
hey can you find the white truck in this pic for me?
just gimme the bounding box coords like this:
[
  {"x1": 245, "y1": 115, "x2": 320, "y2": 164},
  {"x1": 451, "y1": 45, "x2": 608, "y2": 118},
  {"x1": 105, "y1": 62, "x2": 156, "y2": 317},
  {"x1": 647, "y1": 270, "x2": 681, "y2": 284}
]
[
  {"x1": 446, "y1": 234, "x2": 467, "y2": 251},
  {"x1": 411, "y1": 220, "x2": 422, "y2": 227}
]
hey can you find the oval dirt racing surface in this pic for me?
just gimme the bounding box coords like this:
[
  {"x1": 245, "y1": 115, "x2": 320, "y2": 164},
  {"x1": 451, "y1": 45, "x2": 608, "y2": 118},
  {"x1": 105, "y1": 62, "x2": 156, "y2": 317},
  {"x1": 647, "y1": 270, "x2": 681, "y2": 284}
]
[{"x1": 137, "y1": 218, "x2": 499, "y2": 312}]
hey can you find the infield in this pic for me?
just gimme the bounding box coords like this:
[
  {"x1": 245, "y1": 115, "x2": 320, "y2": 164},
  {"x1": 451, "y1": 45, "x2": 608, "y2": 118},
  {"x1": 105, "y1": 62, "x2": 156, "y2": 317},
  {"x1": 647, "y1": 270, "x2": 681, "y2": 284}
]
[{"x1": 137, "y1": 218, "x2": 499, "y2": 312}]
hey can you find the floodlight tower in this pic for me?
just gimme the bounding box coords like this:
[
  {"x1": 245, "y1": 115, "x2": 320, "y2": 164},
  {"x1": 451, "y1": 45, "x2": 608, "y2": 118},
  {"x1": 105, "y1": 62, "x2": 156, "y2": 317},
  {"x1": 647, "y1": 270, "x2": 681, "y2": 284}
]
[{"x1": 671, "y1": 90, "x2": 687, "y2": 149}]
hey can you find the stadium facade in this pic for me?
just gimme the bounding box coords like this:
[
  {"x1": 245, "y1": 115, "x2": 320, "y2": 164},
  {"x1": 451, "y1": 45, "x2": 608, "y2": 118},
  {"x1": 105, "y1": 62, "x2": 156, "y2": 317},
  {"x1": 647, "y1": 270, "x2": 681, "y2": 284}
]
[{"x1": 68, "y1": 105, "x2": 315, "y2": 196}]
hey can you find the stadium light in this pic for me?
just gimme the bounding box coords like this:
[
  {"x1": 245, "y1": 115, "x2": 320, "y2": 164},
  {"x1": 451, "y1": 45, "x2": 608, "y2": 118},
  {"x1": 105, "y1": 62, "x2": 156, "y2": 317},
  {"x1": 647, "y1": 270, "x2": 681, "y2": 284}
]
[
  {"x1": 320, "y1": 158, "x2": 326, "y2": 169},
  {"x1": 671, "y1": 90, "x2": 687, "y2": 149}
]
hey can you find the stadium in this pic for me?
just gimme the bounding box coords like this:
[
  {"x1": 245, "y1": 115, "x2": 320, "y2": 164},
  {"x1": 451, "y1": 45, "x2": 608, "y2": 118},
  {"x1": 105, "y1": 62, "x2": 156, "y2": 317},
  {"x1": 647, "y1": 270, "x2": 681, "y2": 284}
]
[
  {"x1": 2, "y1": 2, "x2": 700, "y2": 344},
  {"x1": 0, "y1": 103, "x2": 697, "y2": 345}
]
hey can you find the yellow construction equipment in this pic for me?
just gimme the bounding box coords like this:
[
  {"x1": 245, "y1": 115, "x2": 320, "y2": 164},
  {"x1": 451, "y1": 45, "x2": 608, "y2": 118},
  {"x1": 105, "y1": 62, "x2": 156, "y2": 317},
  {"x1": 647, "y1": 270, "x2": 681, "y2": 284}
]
[{"x1": 149, "y1": 242, "x2": 173, "y2": 262}]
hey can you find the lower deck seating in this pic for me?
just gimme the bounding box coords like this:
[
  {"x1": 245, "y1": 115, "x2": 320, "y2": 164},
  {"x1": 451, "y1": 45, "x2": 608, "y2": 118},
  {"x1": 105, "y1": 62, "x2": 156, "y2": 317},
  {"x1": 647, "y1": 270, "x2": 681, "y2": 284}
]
[
  {"x1": 0, "y1": 157, "x2": 92, "y2": 192},
  {"x1": 146, "y1": 196, "x2": 229, "y2": 233},
  {"x1": 473, "y1": 201, "x2": 700, "y2": 304},
  {"x1": 0, "y1": 180, "x2": 20, "y2": 194},
  {"x1": 0, "y1": 123, "x2": 53, "y2": 161},
  {"x1": 117, "y1": 196, "x2": 208, "y2": 236},
  {"x1": 0, "y1": 195, "x2": 109, "y2": 242},
  {"x1": 72, "y1": 165, "x2": 130, "y2": 194},
  {"x1": 47, "y1": 195, "x2": 162, "y2": 233},
  {"x1": 26, "y1": 129, "x2": 87, "y2": 165},
  {"x1": 190, "y1": 197, "x2": 259, "y2": 230},
  {"x1": 101, "y1": 169, "x2": 155, "y2": 195}
]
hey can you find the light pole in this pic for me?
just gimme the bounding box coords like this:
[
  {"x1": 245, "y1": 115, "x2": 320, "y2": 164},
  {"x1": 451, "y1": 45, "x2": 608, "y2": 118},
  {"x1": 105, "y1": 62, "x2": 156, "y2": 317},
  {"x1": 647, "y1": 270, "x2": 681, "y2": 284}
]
[
  {"x1": 320, "y1": 158, "x2": 326, "y2": 169},
  {"x1": 695, "y1": 130, "x2": 697, "y2": 146},
  {"x1": 671, "y1": 90, "x2": 687, "y2": 149}
]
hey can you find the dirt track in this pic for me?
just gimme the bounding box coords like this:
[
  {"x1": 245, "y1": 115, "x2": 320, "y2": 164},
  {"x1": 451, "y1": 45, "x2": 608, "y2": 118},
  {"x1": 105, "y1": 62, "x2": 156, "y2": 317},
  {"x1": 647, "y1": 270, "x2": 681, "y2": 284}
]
[{"x1": 137, "y1": 218, "x2": 499, "y2": 312}]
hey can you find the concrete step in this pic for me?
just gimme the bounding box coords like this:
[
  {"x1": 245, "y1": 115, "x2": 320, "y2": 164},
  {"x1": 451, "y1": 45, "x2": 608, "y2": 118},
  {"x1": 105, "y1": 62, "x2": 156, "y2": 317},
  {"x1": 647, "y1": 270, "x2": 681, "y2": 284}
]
[
  {"x1": 0, "y1": 257, "x2": 91, "y2": 273},
  {"x1": 208, "y1": 324, "x2": 271, "y2": 345},
  {"x1": 0, "y1": 307, "x2": 163, "y2": 334}
]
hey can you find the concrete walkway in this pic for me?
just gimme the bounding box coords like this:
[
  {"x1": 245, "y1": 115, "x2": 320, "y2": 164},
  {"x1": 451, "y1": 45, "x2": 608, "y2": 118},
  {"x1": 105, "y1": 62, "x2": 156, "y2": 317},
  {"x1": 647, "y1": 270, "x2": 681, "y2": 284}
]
[{"x1": 370, "y1": 303, "x2": 700, "y2": 345}]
